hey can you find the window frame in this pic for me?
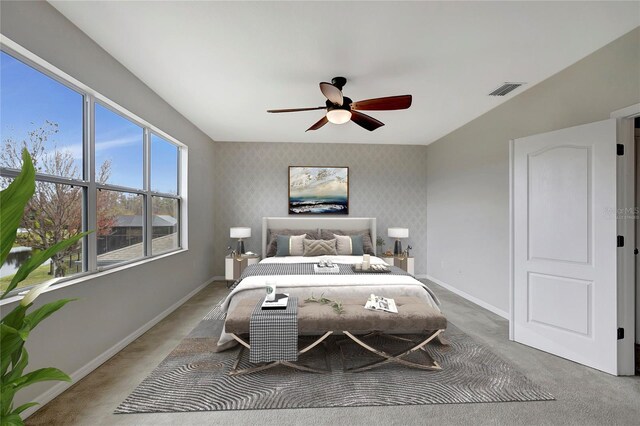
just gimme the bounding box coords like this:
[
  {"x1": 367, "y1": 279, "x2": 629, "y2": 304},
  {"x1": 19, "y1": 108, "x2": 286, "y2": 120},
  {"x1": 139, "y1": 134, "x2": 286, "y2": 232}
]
[{"x1": 0, "y1": 38, "x2": 188, "y2": 296}]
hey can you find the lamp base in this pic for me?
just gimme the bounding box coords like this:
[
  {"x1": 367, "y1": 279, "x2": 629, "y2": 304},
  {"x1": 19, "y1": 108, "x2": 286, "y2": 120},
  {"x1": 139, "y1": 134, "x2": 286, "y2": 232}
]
[
  {"x1": 394, "y1": 240, "x2": 402, "y2": 256},
  {"x1": 236, "y1": 240, "x2": 245, "y2": 255}
]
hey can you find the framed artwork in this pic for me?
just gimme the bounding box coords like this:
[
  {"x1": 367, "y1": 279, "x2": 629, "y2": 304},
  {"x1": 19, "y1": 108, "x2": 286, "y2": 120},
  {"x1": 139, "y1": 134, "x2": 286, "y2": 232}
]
[{"x1": 288, "y1": 166, "x2": 349, "y2": 215}]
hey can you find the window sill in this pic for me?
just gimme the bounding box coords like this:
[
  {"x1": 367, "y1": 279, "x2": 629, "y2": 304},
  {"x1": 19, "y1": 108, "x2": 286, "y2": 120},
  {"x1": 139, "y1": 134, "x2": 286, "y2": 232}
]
[{"x1": 0, "y1": 248, "x2": 188, "y2": 306}]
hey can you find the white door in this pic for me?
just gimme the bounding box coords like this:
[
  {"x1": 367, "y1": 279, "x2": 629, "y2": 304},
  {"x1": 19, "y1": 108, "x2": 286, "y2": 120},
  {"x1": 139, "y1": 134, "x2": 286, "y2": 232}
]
[{"x1": 511, "y1": 119, "x2": 620, "y2": 375}]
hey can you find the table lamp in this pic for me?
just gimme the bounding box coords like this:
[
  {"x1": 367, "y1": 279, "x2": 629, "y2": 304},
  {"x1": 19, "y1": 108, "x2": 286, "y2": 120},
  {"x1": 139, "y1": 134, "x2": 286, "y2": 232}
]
[
  {"x1": 230, "y1": 227, "x2": 251, "y2": 254},
  {"x1": 388, "y1": 227, "x2": 409, "y2": 255}
]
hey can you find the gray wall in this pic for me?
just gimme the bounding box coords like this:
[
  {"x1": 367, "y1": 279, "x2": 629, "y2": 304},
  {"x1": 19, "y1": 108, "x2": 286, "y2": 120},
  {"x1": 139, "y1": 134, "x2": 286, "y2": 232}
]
[
  {"x1": 426, "y1": 27, "x2": 640, "y2": 314},
  {"x1": 0, "y1": 1, "x2": 216, "y2": 408},
  {"x1": 213, "y1": 142, "x2": 428, "y2": 275}
]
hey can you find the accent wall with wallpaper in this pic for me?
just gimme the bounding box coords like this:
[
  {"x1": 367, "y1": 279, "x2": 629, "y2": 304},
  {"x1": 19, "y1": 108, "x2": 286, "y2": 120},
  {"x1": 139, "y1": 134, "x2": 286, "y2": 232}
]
[{"x1": 213, "y1": 142, "x2": 428, "y2": 276}]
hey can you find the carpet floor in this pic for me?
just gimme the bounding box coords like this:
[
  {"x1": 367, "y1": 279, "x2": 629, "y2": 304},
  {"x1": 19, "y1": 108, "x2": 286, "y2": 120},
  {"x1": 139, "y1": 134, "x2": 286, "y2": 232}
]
[{"x1": 115, "y1": 304, "x2": 553, "y2": 414}]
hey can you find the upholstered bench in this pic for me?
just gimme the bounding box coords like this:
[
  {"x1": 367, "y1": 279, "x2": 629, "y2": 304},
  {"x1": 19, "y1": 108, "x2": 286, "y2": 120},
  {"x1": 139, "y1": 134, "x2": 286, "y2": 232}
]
[{"x1": 225, "y1": 296, "x2": 447, "y2": 375}]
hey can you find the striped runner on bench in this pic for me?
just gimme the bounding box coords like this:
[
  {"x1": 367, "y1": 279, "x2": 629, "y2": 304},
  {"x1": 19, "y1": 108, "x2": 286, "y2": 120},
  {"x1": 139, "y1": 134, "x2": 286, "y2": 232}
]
[{"x1": 249, "y1": 296, "x2": 298, "y2": 363}]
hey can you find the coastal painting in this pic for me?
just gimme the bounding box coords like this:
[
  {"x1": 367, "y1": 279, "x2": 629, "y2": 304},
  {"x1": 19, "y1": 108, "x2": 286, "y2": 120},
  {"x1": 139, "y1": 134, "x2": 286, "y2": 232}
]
[{"x1": 288, "y1": 167, "x2": 349, "y2": 215}]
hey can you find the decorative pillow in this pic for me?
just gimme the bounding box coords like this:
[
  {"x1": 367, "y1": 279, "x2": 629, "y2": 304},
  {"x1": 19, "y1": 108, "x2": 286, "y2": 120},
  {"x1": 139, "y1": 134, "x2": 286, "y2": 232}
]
[
  {"x1": 334, "y1": 234, "x2": 364, "y2": 256},
  {"x1": 321, "y1": 229, "x2": 374, "y2": 255},
  {"x1": 275, "y1": 234, "x2": 307, "y2": 256},
  {"x1": 266, "y1": 229, "x2": 319, "y2": 257},
  {"x1": 303, "y1": 239, "x2": 337, "y2": 256}
]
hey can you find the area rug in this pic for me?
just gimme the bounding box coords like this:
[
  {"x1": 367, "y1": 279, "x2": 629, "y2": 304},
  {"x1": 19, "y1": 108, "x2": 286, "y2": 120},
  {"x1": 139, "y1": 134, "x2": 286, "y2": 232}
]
[{"x1": 115, "y1": 302, "x2": 554, "y2": 414}]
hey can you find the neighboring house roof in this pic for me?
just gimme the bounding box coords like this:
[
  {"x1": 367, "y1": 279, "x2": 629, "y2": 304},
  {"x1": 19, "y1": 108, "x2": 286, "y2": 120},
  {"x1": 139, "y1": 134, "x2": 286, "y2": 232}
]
[{"x1": 114, "y1": 215, "x2": 177, "y2": 228}]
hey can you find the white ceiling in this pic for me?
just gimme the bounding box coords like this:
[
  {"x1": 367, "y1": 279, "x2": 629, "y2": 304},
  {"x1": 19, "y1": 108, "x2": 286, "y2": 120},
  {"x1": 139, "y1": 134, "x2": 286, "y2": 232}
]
[{"x1": 50, "y1": 1, "x2": 639, "y2": 145}]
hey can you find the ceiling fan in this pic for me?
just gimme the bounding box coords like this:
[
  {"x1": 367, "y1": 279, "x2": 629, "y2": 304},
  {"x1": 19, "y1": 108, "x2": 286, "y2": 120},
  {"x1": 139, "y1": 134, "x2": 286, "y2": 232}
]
[{"x1": 267, "y1": 77, "x2": 412, "y2": 132}]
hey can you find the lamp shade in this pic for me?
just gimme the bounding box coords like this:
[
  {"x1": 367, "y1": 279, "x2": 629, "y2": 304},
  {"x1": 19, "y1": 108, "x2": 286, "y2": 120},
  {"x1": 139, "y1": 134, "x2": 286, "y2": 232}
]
[
  {"x1": 388, "y1": 227, "x2": 409, "y2": 239},
  {"x1": 326, "y1": 109, "x2": 352, "y2": 124},
  {"x1": 230, "y1": 227, "x2": 251, "y2": 239}
]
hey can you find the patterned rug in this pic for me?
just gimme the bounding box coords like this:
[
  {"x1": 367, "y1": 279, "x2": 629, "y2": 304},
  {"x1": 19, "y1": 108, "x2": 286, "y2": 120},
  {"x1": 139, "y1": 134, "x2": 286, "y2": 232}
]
[{"x1": 115, "y1": 303, "x2": 554, "y2": 413}]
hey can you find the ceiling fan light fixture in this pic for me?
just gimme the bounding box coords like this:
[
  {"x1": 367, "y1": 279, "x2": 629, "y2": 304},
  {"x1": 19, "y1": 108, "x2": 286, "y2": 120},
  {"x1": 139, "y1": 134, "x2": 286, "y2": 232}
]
[
  {"x1": 268, "y1": 76, "x2": 411, "y2": 132},
  {"x1": 326, "y1": 109, "x2": 352, "y2": 124}
]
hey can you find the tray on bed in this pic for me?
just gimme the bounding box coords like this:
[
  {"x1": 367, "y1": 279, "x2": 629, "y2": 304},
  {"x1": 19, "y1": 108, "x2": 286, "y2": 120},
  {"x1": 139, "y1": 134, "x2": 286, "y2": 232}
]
[{"x1": 351, "y1": 264, "x2": 391, "y2": 273}]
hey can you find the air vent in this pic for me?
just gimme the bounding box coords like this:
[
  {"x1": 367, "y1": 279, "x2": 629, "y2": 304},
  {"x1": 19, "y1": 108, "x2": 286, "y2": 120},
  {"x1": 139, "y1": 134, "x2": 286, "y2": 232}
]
[{"x1": 489, "y1": 82, "x2": 525, "y2": 96}]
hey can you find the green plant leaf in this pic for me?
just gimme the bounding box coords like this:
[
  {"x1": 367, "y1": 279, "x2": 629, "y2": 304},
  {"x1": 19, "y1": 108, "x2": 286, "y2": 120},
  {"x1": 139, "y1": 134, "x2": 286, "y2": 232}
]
[
  {"x1": 0, "y1": 305, "x2": 26, "y2": 331},
  {"x1": 4, "y1": 348, "x2": 28, "y2": 385},
  {"x1": 0, "y1": 306, "x2": 28, "y2": 378},
  {"x1": 23, "y1": 299, "x2": 75, "y2": 331},
  {"x1": 0, "y1": 323, "x2": 19, "y2": 341},
  {"x1": 0, "y1": 412, "x2": 24, "y2": 426},
  {"x1": 0, "y1": 149, "x2": 35, "y2": 269},
  {"x1": 2, "y1": 231, "x2": 90, "y2": 299},
  {"x1": 12, "y1": 402, "x2": 38, "y2": 415},
  {"x1": 0, "y1": 384, "x2": 17, "y2": 419},
  {"x1": 11, "y1": 367, "x2": 71, "y2": 393},
  {"x1": 0, "y1": 328, "x2": 26, "y2": 379}
]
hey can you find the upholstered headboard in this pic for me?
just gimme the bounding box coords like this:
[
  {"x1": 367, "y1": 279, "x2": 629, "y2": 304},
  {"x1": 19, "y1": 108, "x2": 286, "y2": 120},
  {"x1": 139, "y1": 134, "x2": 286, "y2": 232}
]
[{"x1": 261, "y1": 217, "x2": 377, "y2": 257}]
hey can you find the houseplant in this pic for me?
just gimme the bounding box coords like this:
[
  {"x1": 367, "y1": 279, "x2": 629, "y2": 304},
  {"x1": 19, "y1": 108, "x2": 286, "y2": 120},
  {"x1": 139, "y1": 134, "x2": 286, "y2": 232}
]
[
  {"x1": 1, "y1": 149, "x2": 88, "y2": 425},
  {"x1": 376, "y1": 236, "x2": 385, "y2": 255}
]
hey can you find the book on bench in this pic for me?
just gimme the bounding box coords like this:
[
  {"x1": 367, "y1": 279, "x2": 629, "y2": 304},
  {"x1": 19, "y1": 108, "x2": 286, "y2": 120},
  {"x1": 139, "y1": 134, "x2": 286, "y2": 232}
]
[
  {"x1": 261, "y1": 293, "x2": 289, "y2": 310},
  {"x1": 364, "y1": 293, "x2": 398, "y2": 313}
]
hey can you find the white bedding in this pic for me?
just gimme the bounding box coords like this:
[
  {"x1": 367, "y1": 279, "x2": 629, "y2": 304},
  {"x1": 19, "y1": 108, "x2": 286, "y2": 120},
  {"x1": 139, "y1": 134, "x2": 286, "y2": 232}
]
[{"x1": 215, "y1": 255, "x2": 441, "y2": 351}]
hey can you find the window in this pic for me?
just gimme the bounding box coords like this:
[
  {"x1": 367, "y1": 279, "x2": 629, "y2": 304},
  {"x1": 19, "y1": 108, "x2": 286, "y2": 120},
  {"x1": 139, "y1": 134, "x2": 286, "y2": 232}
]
[
  {"x1": 152, "y1": 196, "x2": 179, "y2": 255},
  {"x1": 0, "y1": 179, "x2": 85, "y2": 292},
  {"x1": 0, "y1": 46, "x2": 185, "y2": 295},
  {"x1": 1, "y1": 51, "x2": 84, "y2": 178},
  {"x1": 97, "y1": 190, "x2": 144, "y2": 265},
  {"x1": 151, "y1": 134, "x2": 178, "y2": 195},
  {"x1": 95, "y1": 103, "x2": 144, "y2": 189}
]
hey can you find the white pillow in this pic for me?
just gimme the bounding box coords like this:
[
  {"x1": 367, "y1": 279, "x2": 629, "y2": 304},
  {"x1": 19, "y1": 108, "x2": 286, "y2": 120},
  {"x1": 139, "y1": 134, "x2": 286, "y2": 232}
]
[{"x1": 289, "y1": 234, "x2": 307, "y2": 256}]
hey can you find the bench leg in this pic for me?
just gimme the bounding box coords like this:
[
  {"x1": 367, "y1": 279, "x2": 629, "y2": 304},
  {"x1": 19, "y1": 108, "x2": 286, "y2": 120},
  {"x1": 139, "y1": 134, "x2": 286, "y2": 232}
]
[
  {"x1": 436, "y1": 333, "x2": 450, "y2": 346},
  {"x1": 228, "y1": 332, "x2": 333, "y2": 376},
  {"x1": 341, "y1": 330, "x2": 444, "y2": 373}
]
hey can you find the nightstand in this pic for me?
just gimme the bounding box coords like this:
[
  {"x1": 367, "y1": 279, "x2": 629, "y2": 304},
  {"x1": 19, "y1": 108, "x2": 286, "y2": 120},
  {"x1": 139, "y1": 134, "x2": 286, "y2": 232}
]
[
  {"x1": 225, "y1": 254, "x2": 260, "y2": 284},
  {"x1": 381, "y1": 255, "x2": 415, "y2": 275}
]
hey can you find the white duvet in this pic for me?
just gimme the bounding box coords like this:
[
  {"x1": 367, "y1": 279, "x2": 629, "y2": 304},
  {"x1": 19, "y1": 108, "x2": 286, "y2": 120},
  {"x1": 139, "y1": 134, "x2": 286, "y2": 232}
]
[{"x1": 215, "y1": 255, "x2": 441, "y2": 351}]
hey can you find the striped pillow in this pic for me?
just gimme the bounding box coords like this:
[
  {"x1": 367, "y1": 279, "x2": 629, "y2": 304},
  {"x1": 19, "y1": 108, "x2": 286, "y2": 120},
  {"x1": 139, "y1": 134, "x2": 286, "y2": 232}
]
[
  {"x1": 275, "y1": 234, "x2": 307, "y2": 256},
  {"x1": 303, "y1": 239, "x2": 337, "y2": 256},
  {"x1": 334, "y1": 234, "x2": 364, "y2": 255}
]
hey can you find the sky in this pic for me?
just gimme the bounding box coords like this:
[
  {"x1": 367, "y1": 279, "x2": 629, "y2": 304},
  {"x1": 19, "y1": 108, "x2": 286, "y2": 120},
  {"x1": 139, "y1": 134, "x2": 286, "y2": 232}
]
[{"x1": 1, "y1": 51, "x2": 178, "y2": 194}]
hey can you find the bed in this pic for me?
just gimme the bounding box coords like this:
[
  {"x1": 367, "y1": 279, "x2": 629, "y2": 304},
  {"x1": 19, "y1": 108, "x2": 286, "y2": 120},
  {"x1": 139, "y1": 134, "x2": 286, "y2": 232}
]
[{"x1": 215, "y1": 217, "x2": 443, "y2": 352}]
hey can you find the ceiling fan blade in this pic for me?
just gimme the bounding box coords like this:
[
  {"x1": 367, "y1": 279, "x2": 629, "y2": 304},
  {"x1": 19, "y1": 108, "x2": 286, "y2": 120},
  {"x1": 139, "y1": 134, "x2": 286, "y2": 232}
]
[
  {"x1": 319, "y1": 82, "x2": 343, "y2": 106},
  {"x1": 267, "y1": 106, "x2": 325, "y2": 113},
  {"x1": 350, "y1": 95, "x2": 412, "y2": 111},
  {"x1": 350, "y1": 111, "x2": 384, "y2": 131},
  {"x1": 306, "y1": 115, "x2": 329, "y2": 132}
]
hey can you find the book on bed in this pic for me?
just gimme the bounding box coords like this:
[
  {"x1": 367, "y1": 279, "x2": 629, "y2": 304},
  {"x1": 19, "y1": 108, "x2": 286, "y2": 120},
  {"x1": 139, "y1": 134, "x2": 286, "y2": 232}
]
[
  {"x1": 364, "y1": 294, "x2": 398, "y2": 313},
  {"x1": 261, "y1": 293, "x2": 289, "y2": 310}
]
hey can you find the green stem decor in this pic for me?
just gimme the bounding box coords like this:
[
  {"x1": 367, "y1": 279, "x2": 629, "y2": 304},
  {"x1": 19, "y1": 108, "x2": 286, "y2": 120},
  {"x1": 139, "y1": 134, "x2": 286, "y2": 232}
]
[
  {"x1": 1, "y1": 149, "x2": 91, "y2": 425},
  {"x1": 305, "y1": 293, "x2": 345, "y2": 315}
]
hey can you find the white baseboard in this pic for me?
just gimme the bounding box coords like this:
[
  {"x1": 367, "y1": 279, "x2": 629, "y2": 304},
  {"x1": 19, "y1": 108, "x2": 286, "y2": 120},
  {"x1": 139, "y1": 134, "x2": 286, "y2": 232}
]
[
  {"x1": 425, "y1": 274, "x2": 509, "y2": 319},
  {"x1": 23, "y1": 276, "x2": 215, "y2": 419}
]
